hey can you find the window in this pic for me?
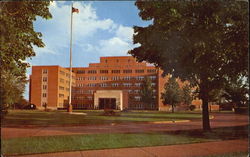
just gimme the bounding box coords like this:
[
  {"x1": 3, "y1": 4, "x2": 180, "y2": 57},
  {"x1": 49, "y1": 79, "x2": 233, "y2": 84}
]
[
  {"x1": 59, "y1": 86, "x2": 64, "y2": 90},
  {"x1": 66, "y1": 73, "x2": 70, "y2": 78},
  {"x1": 87, "y1": 83, "x2": 96, "y2": 87},
  {"x1": 88, "y1": 76, "x2": 96, "y2": 80},
  {"x1": 77, "y1": 77, "x2": 84, "y2": 80},
  {"x1": 135, "y1": 69, "x2": 144, "y2": 73},
  {"x1": 59, "y1": 94, "x2": 64, "y2": 98},
  {"x1": 112, "y1": 76, "x2": 120, "y2": 80},
  {"x1": 112, "y1": 83, "x2": 119, "y2": 87},
  {"x1": 151, "y1": 83, "x2": 156, "y2": 87},
  {"x1": 77, "y1": 70, "x2": 85, "y2": 74},
  {"x1": 135, "y1": 76, "x2": 144, "y2": 80},
  {"x1": 100, "y1": 70, "x2": 108, "y2": 73},
  {"x1": 147, "y1": 69, "x2": 156, "y2": 73},
  {"x1": 134, "y1": 96, "x2": 141, "y2": 101},
  {"x1": 123, "y1": 76, "x2": 131, "y2": 80},
  {"x1": 111, "y1": 70, "x2": 120, "y2": 73},
  {"x1": 123, "y1": 83, "x2": 132, "y2": 87},
  {"x1": 149, "y1": 76, "x2": 157, "y2": 80},
  {"x1": 77, "y1": 84, "x2": 84, "y2": 87},
  {"x1": 42, "y1": 69, "x2": 48, "y2": 74},
  {"x1": 100, "y1": 76, "x2": 108, "y2": 80},
  {"x1": 135, "y1": 83, "x2": 142, "y2": 87},
  {"x1": 43, "y1": 85, "x2": 47, "y2": 90},
  {"x1": 43, "y1": 77, "x2": 47, "y2": 82},
  {"x1": 123, "y1": 69, "x2": 132, "y2": 73},
  {"x1": 87, "y1": 96, "x2": 93, "y2": 100},
  {"x1": 60, "y1": 78, "x2": 64, "y2": 83},
  {"x1": 134, "y1": 90, "x2": 140, "y2": 93},
  {"x1": 60, "y1": 70, "x2": 65, "y2": 75},
  {"x1": 128, "y1": 90, "x2": 133, "y2": 93},
  {"x1": 42, "y1": 93, "x2": 47, "y2": 97},
  {"x1": 88, "y1": 70, "x2": 97, "y2": 74},
  {"x1": 87, "y1": 90, "x2": 94, "y2": 94},
  {"x1": 100, "y1": 83, "x2": 108, "y2": 87}
]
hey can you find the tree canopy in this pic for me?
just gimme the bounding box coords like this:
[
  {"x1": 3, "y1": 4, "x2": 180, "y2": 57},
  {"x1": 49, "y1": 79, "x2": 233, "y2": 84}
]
[
  {"x1": 0, "y1": 1, "x2": 52, "y2": 117},
  {"x1": 0, "y1": 1, "x2": 52, "y2": 72},
  {"x1": 129, "y1": 0, "x2": 248, "y2": 130}
]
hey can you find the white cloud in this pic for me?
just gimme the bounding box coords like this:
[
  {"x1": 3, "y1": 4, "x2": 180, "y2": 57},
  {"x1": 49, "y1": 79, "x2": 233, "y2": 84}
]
[
  {"x1": 82, "y1": 24, "x2": 135, "y2": 56},
  {"x1": 115, "y1": 25, "x2": 134, "y2": 42},
  {"x1": 35, "y1": 2, "x2": 118, "y2": 56}
]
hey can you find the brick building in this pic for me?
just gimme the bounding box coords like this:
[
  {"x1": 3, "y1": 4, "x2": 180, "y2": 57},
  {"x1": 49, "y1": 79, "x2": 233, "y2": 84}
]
[{"x1": 29, "y1": 56, "x2": 202, "y2": 111}]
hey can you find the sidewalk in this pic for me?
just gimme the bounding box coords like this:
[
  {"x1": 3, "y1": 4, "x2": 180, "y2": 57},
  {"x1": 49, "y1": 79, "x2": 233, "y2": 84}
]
[{"x1": 12, "y1": 139, "x2": 248, "y2": 157}]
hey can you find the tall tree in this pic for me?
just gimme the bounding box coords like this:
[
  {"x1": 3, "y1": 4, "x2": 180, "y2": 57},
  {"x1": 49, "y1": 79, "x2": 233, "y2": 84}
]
[
  {"x1": 129, "y1": 1, "x2": 248, "y2": 131},
  {"x1": 161, "y1": 77, "x2": 182, "y2": 113},
  {"x1": 182, "y1": 84, "x2": 193, "y2": 106},
  {"x1": 140, "y1": 76, "x2": 155, "y2": 109},
  {"x1": 0, "y1": 1, "x2": 52, "y2": 117}
]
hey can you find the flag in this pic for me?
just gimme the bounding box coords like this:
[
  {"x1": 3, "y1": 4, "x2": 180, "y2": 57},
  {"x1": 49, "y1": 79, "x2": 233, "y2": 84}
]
[{"x1": 72, "y1": 7, "x2": 79, "y2": 13}]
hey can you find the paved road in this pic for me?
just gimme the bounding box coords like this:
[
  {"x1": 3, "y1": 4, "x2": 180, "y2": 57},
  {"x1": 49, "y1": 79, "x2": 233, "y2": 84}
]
[
  {"x1": 1, "y1": 113, "x2": 248, "y2": 139},
  {"x1": 12, "y1": 139, "x2": 249, "y2": 157}
]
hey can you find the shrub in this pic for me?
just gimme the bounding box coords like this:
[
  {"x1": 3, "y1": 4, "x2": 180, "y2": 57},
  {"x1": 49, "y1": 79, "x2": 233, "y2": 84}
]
[{"x1": 189, "y1": 105, "x2": 196, "y2": 111}]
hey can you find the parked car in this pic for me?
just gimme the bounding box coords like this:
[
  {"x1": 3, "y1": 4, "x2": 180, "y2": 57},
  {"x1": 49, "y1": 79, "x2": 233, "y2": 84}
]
[{"x1": 23, "y1": 104, "x2": 36, "y2": 110}]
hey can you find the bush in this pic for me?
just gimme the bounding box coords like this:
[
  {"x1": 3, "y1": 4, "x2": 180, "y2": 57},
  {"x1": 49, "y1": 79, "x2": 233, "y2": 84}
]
[
  {"x1": 234, "y1": 107, "x2": 248, "y2": 114},
  {"x1": 189, "y1": 105, "x2": 196, "y2": 111},
  {"x1": 102, "y1": 109, "x2": 119, "y2": 116}
]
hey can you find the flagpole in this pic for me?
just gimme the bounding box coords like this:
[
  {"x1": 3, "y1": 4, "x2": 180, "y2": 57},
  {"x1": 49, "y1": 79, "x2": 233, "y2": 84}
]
[{"x1": 68, "y1": 3, "x2": 73, "y2": 113}]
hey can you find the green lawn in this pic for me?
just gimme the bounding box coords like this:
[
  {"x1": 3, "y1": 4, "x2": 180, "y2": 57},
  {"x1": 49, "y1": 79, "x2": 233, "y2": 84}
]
[
  {"x1": 2, "y1": 125, "x2": 248, "y2": 156},
  {"x1": 1, "y1": 133, "x2": 213, "y2": 155},
  {"x1": 1, "y1": 110, "x2": 203, "y2": 127}
]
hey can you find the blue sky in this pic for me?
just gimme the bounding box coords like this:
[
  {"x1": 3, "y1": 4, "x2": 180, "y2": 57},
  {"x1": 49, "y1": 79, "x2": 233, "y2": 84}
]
[{"x1": 25, "y1": 1, "x2": 151, "y2": 99}]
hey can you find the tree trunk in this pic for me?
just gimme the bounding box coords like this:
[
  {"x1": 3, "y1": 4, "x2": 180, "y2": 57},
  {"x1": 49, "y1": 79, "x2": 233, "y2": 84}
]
[
  {"x1": 202, "y1": 97, "x2": 211, "y2": 131},
  {"x1": 200, "y1": 81, "x2": 211, "y2": 131},
  {"x1": 172, "y1": 104, "x2": 174, "y2": 113}
]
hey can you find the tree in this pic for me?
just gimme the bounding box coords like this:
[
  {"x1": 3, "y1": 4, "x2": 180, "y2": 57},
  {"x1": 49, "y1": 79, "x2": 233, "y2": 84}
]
[
  {"x1": 140, "y1": 76, "x2": 155, "y2": 110},
  {"x1": 161, "y1": 77, "x2": 182, "y2": 113},
  {"x1": 182, "y1": 84, "x2": 193, "y2": 106},
  {"x1": 129, "y1": 1, "x2": 248, "y2": 131},
  {"x1": 0, "y1": 1, "x2": 52, "y2": 117},
  {"x1": 223, "y1": 77, "x2": 249, "y2": 107}
]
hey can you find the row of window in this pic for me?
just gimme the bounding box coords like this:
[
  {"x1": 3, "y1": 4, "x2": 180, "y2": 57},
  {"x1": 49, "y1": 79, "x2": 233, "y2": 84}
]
[
  {"x1": 76, "y1": 82, "x2": 157, "y2": 87},
  {"x1": 74, "y1": 89, "x2": 157, "y2": 94},
  {"x1": 59, "y1": 86, "x2": 70, "y2": 91},
  {"x1": 76, "y1": 69, "x2": 156, "y2": 74},
  {"x1": 72, "y1": 96, "x2": 156, "y2": 102},
  {"x1": 76, "y1": 76, "x2": 157, "y2": 81}
]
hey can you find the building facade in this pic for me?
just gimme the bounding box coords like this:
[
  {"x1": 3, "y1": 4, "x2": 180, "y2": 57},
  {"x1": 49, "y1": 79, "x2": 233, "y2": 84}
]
[{"x1": 30, "y1": 56, "x2": 202, "y2": 111}]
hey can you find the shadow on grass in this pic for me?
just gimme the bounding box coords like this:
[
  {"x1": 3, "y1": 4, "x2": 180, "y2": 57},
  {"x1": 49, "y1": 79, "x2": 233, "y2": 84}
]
[{"x1": 159, "y1": 125, "x2": 248, "y2": 141}]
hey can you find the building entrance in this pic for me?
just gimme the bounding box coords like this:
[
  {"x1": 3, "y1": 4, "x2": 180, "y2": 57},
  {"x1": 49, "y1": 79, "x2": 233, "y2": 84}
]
[{"x1": 99, "y1": 98, "x2": 116, "y2": 109}]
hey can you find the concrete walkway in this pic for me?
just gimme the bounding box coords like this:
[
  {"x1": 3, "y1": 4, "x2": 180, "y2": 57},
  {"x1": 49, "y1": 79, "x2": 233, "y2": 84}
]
[
  {"x1": 13, "y1": 139, "x2": 248, "y2": 157},
  {"x1": 1, "y1": 113, "x2": 248, "y2": 139}
]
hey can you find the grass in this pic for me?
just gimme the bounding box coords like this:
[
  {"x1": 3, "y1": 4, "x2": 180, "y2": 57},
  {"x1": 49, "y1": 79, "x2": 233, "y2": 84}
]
[
  {"x1": 2, "y1": 125, "x2": 248, "y2": 156},
  {"x1": 1, "y1": 133, "x2": 213, "y2": 155},
  {"x1": 1, "y1": 110, "x2": 203, "y2": 127}
]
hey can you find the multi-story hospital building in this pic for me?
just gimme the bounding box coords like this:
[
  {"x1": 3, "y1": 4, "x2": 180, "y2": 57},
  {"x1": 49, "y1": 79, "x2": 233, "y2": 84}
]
[{"x1": 29, "y1": 56, "x2": 202, "y2": 111}]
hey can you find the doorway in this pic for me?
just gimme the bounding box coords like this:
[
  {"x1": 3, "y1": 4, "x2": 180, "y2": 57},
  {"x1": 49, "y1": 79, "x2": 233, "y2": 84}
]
[{"x1": 99, "y1": 98, "x2": 116, "y2": 109}]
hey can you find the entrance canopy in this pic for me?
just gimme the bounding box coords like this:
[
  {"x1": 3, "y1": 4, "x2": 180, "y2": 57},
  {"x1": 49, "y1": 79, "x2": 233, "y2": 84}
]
[{"x1": 94, "y1": 90, "x2": 124, "y2": 110}]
